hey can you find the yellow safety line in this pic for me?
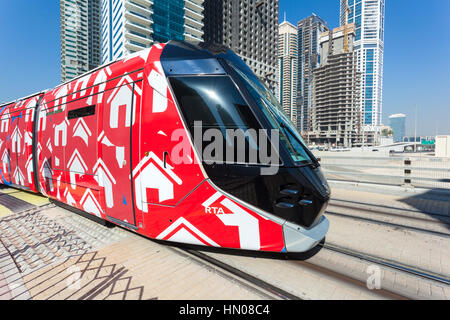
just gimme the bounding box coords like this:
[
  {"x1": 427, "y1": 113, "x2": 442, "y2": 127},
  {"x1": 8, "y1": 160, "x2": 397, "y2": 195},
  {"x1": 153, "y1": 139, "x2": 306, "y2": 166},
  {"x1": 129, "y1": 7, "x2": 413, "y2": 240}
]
[
  {"x1": 0, "y1": 188, "x2": 49, "y2": 207},
  {"x1": 8, "y1": 191, "x2": 49, "y2": 207},
  {"x1": 0, "y1": 188, "x2": 22, "y2": 195},
  {"x1": 0, "y1": 204, "x2": 14, "y2": 218}
]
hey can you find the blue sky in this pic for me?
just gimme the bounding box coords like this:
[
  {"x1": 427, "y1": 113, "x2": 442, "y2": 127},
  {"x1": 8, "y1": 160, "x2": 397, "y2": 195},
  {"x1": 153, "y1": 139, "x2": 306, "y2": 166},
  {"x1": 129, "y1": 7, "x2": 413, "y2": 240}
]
[
  {"x1": 280, "y1": 0, "x2": 450, "y2": 136},
  {"x1": 0, "y1": 1, "x2": 449, "y2": 136},
  {"x1": 0, "y1": 1, "x2": 60, "y2": 101}
]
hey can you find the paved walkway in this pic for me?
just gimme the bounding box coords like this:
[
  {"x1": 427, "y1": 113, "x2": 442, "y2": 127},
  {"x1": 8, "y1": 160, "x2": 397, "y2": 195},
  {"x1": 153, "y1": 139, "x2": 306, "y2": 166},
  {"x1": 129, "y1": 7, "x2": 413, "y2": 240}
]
[
  {"x1": 1, "y1": 185, "x2": 448, "y2": 300},
  {"x1": 19, "y1": 230, "x2": 268, "y2": 300},
  {"x1": 0, "y1": 190, "x2": 268, "y2": 300}
]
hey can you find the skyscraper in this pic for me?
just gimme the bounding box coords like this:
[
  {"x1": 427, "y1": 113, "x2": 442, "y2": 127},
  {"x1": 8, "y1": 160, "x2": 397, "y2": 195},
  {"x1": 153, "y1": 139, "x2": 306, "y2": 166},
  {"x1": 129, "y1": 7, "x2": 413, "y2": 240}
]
[
  {"x1": 101, "y1": 0, "x2": 204, "y2": 64},
  {"x1": 389, "y1": 114, "x2": 406, "y2": 143},
  {"x1": 340, "y1": 0, "x2": 385, "y2": 133},
  {"x1": 153, "y1": 0, "x2": 204, "y2": 43},
  {"x1": 88, "y1": 0, "x2": 102, "y2": 70},
  {"x1": 61, "y1": 0, "x2": 101, "y2": 83},
  {"x1": 203, "y1": 0, "x2": 279, "y2": 92},
  {"x1": 297, "y1": 14, "x2": 329, "y2": 133},
  {"x1": 277, "y1": 21, "x2": 298, "y2": 125}
]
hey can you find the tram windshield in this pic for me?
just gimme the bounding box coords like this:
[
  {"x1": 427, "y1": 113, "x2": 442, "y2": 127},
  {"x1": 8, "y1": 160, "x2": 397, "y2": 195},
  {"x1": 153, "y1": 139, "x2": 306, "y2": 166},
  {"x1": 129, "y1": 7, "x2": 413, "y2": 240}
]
[
  {"x1": 225, "y1": 60, "x2": 315, "y2": 166},
  {"x1": 170, "y1": 75, "x2": 278, "y2": 166},
  {"x1": 169, "y1": 58, "x2": 316, "y2": 167}
]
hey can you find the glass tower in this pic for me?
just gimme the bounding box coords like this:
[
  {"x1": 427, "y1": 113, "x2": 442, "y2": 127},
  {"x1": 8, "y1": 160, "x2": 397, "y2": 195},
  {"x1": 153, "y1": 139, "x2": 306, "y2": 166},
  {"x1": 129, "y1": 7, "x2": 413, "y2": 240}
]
[
  {"x1": 152, "y1": 0, "x2": 185, "y2": 43},
  {"x1": 340, "y1": 0, "x2": 385, "y2": 131},
  {"x1": 100, "y1": 0, "x2": 204, "y2": 64},
  {"x1": 389, "y1": 114, "x2": 406, "y2": 143}
]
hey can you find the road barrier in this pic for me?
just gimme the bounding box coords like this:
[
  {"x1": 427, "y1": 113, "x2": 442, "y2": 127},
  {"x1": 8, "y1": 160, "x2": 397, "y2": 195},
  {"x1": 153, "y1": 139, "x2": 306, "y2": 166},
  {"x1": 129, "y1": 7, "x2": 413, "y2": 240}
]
[{"x1": 314, "y1": 153, "x2": 450, "y2": 190}]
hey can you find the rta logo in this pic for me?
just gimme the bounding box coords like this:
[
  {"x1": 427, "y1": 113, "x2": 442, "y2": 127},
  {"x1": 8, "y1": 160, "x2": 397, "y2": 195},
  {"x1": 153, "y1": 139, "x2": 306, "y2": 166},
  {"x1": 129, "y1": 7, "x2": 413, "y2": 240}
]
[{"x1": 205, "y1": 206, "x2": 227, "y2": 215}]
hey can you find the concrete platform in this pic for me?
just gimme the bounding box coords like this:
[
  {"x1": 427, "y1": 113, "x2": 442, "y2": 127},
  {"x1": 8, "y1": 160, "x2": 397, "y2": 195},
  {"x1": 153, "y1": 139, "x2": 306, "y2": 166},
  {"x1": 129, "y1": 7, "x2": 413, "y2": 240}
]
[
  {"x1": 0, "y1": 186, "x2": 448, "y2": 300},
  {"x1": 0, "y1": 190, "x2": 269, "y2": 300}
]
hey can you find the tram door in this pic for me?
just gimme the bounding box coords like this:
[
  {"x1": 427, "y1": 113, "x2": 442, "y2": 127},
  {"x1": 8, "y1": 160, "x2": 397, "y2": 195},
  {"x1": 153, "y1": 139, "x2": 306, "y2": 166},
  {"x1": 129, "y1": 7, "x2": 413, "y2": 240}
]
[
  {"x1": 8, "y1": 105, "x2": 23, "y2": 187},
  {"x1": 99, "y1": 78, "x2": 142, "y2": 229},
  {"x1": 16, "y1": 100, "x2": 36, "y2": 190},
  {"x1": 0, "y1": 105, "x2": 13, "y2": 185}
]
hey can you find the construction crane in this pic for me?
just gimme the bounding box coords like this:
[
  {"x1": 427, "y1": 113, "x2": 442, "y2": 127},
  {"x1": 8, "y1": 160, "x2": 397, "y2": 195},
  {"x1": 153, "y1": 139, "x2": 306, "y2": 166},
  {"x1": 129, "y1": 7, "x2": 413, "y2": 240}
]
[{"x1": 343, "y1": 0, "x2": 351, "y2": 53}]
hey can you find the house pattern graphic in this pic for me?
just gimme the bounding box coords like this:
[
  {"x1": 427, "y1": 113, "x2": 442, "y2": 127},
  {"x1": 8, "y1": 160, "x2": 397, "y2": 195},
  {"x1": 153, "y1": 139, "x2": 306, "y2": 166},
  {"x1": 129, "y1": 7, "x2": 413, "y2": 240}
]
[{"x1": 0, "y1": 44, "x2": 286, "y2": 252}]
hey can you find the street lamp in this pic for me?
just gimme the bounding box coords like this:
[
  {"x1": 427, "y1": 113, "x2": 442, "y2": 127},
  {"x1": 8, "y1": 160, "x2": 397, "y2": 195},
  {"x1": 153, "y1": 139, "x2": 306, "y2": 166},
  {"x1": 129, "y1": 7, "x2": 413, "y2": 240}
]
[{"x1": 414, "y1": 104, "x2": 418, "y2": 153}]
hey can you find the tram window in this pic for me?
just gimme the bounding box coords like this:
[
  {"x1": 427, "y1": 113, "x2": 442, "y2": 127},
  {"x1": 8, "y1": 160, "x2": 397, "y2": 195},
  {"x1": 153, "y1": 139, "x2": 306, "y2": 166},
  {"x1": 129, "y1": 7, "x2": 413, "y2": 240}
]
[
  {"x1": 170, "y1": 76, "x2": 260, "y2": 130},
  {"x1": 170, "y1": 76, "x2": 277, "y2": 165},
  {"x1": 226, "y1": 61, "x2": 315, "y2": 165},
  {"x1": 68, "y1": 105, "x2": 96, "y2": 120}
]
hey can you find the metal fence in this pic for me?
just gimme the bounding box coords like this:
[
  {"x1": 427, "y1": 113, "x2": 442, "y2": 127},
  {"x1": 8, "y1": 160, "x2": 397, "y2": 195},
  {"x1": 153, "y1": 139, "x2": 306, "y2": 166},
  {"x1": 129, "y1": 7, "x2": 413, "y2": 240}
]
[{"x1": 314, "y1": 152, "x2": 450, "y2": 190}]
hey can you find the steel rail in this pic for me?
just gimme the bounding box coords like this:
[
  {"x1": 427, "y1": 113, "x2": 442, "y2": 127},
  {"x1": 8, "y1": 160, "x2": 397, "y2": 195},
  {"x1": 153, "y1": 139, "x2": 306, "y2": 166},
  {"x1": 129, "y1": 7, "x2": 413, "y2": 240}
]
[
  {"x1": 320, "y1": 243, "x2": 450, "y2": 286},
  {"x1": 326, "y1": 211, "x2": 450, "y2": 238},
  {"x1": 180, "y1": 248, "x2": 303, "y2": 301},
  {"x1": 326, "y1": 205, "x2": 450, "y2": 237},
  {"x1": 329, "y1": 202, "x2": 450, "y2": 224},
  {"x1": 330, "y1": 198, "x2": 450, "y2": 219}
]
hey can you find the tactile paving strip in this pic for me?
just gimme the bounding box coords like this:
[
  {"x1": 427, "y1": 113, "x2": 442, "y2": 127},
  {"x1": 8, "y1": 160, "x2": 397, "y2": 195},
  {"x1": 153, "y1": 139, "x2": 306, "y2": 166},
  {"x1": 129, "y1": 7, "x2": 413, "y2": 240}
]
[
  {"x1": 0, "y1": 208, "x2": 128, "y2": 276},
  {"x1": 0, "y1": 192, "x2": 36, "y2": 214}
]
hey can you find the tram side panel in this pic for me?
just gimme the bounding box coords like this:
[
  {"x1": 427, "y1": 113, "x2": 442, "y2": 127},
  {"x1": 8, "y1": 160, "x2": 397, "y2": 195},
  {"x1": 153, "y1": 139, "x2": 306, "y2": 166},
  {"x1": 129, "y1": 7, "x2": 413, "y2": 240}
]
[
  {"x1": 38, "y1": 90, "x2": 68, "y2": 200},
  {"x1": 21, "y1": 96, "x2": 41, "y2": 192},
  {"x1": 97, "y1": 71, "x2": 144, "y2": 227},
  {"x1": 134, "y1": 48, "x2": 286, "y2": 251},
  {"x1": 64, "y1": 95, "x2": 101, "y2": 217},
  {"x1": 37, "y1": 75, "x2": 107, "y2": 218},
  {"x1": 134, "y1": 45, "x2": 208, "y2": 239},
  {"x1": 0, "y1": 95, "x2": 40, "y2": 190},
  {"x1": 7, "y1": 102, "x2": 22, "y2": 187},
  {"x1": 35, "y1": 54, "x2": 150, "y2": 226}
]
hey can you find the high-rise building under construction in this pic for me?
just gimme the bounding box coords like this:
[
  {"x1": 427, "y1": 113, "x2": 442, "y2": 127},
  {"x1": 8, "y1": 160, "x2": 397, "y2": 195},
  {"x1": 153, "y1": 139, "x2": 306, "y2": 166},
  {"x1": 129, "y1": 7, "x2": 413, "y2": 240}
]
[
  {"x1": 309, "y1": 24, "x2": 363, "y2": 147},
  {"x1": 297, "y1": 14, "x2": 329, "y2": 134}
]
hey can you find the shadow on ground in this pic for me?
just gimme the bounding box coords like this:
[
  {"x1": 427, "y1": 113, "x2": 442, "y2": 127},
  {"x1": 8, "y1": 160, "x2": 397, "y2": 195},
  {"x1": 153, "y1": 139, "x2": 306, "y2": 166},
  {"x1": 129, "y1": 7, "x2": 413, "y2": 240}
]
[
  {"x1": 163, "y1": 238, "x2": 326, "y2": 262},
  {"x1": 397, "y1": 188, "x2": 450, "y2": 230}
]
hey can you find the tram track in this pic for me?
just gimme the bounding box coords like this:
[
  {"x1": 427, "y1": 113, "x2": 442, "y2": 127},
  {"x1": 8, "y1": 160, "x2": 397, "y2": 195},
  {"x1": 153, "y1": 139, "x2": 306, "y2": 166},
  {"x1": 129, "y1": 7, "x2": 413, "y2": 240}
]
[
  {"x1": 172, "y1": 244, "x2": 412, "y2": 300},
  {"x1": 326, "y1": 203, "x2": 450, "y2": 237},
  {"x1": 322, "y1": 202, "x2": 450, "y2": 292},
  {"x1": 330, "y1": 199, "x2": 450, "y2": 221},
  {"x1": 326, "y1": 210, "x2": 450, "y2": 237},
  {"x1": 172, "y1": 237, "x2": 449, "y2": 300},
  {"x1": 179, "y1": 200, "x2": 450, "y2": 299},
  {"x1": 319, "y1": 242, "x2": 450, "y2": 286},
  {"x1": 176, "y1": 248, "x2": 303, "y2": 300}
]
